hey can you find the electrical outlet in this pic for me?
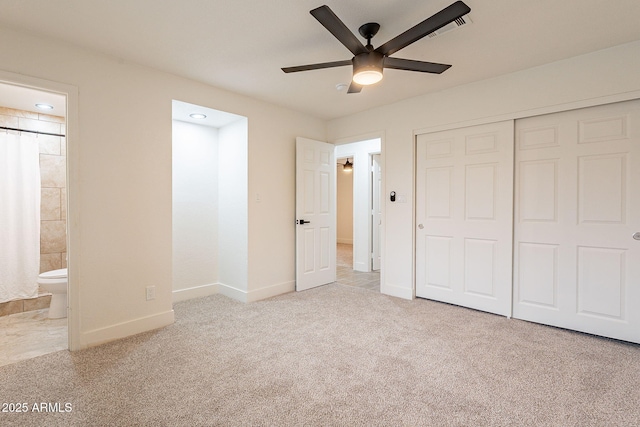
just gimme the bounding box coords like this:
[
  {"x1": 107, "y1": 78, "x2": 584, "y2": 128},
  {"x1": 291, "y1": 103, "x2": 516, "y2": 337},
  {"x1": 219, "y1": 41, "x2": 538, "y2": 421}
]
[{"x1": 146, "y1": 286, "x2": 156, "y2": 301}]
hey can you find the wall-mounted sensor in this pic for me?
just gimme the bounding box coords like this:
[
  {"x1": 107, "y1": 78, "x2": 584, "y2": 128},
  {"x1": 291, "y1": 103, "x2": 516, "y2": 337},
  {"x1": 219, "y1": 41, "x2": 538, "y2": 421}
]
[{"x1": 390, "y1": 191, "x2": 396, "y2": 202}]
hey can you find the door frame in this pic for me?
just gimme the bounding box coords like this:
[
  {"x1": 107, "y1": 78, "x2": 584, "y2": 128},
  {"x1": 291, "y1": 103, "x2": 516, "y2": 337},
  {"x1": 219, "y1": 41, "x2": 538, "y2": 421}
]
[
  {"x1": 371, "y1": 154, "x2": 382, "y2": 271},
  {"x1": 333, "y1": 133, "x2": 385, "y2": 287},
  {"x1": 335, "y1": 138, "x2": 381, "y2": 273},
  {"x1": 0, "y1": 70, "x2": 80, "y2": 351}
]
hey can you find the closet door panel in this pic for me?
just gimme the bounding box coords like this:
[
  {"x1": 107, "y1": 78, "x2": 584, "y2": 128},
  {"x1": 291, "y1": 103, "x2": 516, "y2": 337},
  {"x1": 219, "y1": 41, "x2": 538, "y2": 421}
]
[
  {"x1": 513, "y1": 99, "x2": 640, "y2": 343},
  {"x1": 416, "y1": 120, "x2": 514, "y2": 316}
]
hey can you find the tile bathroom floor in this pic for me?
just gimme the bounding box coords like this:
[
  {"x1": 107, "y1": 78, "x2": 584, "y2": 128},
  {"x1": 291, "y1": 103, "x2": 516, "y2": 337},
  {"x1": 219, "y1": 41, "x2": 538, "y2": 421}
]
[
  {"x1": 0, "y1": 309, "x2": 67, "y2": 367},
  {"x1": 336, "y1": 243, "x2": 380, "y2": 292}
]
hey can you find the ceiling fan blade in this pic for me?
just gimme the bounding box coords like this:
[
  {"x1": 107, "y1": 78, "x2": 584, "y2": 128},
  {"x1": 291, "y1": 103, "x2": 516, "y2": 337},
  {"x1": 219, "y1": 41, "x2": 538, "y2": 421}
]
[
  {"x1": 375, "y1": 1, "x2": 470, "y2": 57},
  {"x1": 282, "y1": 60, "x2": 352, "y2": 73},
  {"x1": 310, "y1": 5, "x2": 368, "y2": 56},
  {"x1": 384, "y1": 57, "x2": 451, "y2": 74},
  {"x1": 347, "y1": 82, "x2": 362, "y2": 93}
]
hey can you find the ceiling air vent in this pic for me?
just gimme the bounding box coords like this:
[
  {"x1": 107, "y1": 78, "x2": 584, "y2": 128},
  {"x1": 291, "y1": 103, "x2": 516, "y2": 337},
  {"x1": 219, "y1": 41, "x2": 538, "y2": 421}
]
[{"x1": 427, "y1": 15, "x2": 471, "y2": 38}]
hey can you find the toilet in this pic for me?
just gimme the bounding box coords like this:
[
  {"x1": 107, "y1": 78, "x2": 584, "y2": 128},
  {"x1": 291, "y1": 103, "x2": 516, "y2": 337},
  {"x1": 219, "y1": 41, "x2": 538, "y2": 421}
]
[{"x1": 37, "y1": 268, "x2": 68, "y2": 319}]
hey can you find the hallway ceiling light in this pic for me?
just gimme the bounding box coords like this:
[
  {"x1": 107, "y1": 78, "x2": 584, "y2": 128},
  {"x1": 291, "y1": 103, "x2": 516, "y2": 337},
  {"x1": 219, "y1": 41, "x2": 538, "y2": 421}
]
[
  {"x1": 189, "y1": 113, "x2": 207, "y2": 119},
  {"x1": 35, "y1": 103, "x2": 54, "y2": 110},
  {"x1": 343, "y1": 158, "x2": 353, "y2": 172}
]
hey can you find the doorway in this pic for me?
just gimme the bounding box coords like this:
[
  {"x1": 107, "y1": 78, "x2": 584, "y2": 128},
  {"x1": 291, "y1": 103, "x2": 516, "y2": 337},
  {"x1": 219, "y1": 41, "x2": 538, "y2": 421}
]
[
  {"x1": 0, "y1": 80, "x2": 70, "y2": 365},
  {"x1": 335, "y1": 138, "x2": 382, "y2": 292}
]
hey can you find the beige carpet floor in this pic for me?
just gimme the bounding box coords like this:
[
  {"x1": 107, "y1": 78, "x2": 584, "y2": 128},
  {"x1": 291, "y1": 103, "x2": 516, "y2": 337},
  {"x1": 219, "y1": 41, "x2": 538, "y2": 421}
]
[{"x1": 1, "y1": 284, "x2": 639, "y2": 426}]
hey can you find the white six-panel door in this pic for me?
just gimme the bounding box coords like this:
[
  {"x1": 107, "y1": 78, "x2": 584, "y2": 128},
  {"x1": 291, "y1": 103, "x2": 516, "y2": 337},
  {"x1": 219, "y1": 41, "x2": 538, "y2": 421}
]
[
  {"x1": 295, "y1": 137, "x2": 336, "y2": 291},
  {"x1": 416, "y1": 121, "x2": 514, "y2": 316},
  {"x1": 513, "y1": 100, "x2": 640, "y2": 343}
]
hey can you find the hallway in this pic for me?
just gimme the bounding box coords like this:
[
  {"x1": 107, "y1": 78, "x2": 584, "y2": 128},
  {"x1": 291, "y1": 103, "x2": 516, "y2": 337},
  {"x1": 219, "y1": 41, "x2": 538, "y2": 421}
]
[{"x1": 335, "y1": 243, "x2": 380, "y2": 292}]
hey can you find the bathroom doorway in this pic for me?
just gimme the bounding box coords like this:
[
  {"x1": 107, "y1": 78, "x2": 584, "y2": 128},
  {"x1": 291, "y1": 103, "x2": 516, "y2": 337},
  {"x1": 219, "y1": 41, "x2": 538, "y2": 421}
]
[{"x1": 0, "y1": 80, "x2": 70, "y2": 366}]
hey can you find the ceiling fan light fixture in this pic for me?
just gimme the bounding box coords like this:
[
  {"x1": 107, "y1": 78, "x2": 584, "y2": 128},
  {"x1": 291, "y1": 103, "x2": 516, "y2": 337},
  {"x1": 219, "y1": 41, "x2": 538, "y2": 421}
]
[
  {"x1": 352, "y1": 52, "x2": 384, "y2": 86},
  {"x1": 353, "y1": 69, "x2": 383, "y2": 85},
  {"x1": 283, "y1": 2, "x2": 470, "y2": 92},
  {"x1": 343, "y1": 158, "x2": 353, "y2": 171}
]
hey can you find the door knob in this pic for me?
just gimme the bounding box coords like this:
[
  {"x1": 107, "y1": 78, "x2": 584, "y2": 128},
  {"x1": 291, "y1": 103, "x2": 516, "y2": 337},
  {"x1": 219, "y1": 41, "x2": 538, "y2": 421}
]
[
  {"x1": 633, "y1": 232, "x2": 640, "y2": 241},
  {"x1": 418, "y1": 224, "x2": 424, "y2": 229},
  {"x1": 297, "y1": 219, "x2": 311, "y2": 225}
]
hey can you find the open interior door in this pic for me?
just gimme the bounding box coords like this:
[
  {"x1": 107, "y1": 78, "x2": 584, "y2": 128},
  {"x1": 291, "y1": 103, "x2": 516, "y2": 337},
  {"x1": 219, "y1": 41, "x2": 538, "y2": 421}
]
[{"x1": 296, "y1": 137, "x2": 336, "y2": 291}]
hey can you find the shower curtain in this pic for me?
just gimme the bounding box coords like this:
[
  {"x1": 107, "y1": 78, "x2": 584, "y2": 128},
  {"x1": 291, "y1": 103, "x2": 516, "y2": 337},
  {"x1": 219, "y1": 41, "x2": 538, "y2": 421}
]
[{"x1": 0, "y1": 131, "x2": 41, "y2": 303}]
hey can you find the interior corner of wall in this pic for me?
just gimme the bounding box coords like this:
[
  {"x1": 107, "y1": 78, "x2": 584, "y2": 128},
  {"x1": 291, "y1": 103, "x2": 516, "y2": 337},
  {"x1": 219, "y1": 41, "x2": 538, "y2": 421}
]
[
  {"x1": 381, "y1": 283, "x2": 413, "y2": 300},
  {"x1": 172, "y1": 283, "x2": 220, "y2": 303},
  {"x1": 246, "y1": 280, "x2": 295, "y2": 303},
  {"x1": 217, "y1": 282, "x2": 248, "y2": 303}
]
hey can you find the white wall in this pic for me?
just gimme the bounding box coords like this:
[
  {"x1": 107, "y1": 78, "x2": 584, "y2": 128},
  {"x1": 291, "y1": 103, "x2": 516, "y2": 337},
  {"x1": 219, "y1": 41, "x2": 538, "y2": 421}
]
[
  {"x1": 0, "y1": 26, "x2": 326, "y2": 349},
  {"x1": 336, "y1": 139, "x2": 381, "y2": 272},
  {"x1": 336, "y1": 161, "x2": 353, "y2": 245},
  {"x1": 218, "y1": 118, "x2": 249, "y2": 300},
  {"x1": 5, "y1": 22, "x2": 636, "y2": 350},
  {"x1": 327, "y1": 40, "x2": 640, "y2": 300},
  {"x1": 172, "y1": 120, "x2": 218, "y2": 299},
  {"x1": 245, "y1": 109, "x2": 329, "y2": 301}
]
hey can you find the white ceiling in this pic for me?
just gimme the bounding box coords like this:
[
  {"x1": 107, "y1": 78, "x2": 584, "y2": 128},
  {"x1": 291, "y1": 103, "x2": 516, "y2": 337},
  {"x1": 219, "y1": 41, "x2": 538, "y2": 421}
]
[
  {"x1": 1, "y1": 0, "x2": 639, "y2": 120},
  {"x1": 0, "y1": 82, "x2": 66, "y2": 117},
  {"x1": 172, "y1": 100, "x2": 245, "y2": 128}
]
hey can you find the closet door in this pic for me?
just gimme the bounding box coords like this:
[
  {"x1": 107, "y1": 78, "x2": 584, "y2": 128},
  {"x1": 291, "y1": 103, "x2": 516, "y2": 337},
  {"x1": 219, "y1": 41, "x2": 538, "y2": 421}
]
[
  {"x1": 513, "y1": 99, "x2": 640, "y2": 343},
  {"x1": 416, "y1": 121, "x2": 514, "y2": 316}
]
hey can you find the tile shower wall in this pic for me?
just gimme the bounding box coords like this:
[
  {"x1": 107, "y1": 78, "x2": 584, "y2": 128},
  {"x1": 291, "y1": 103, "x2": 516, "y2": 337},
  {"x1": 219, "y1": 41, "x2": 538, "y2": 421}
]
[{"x1": 0, "y1": 106, "x2": 66, "y2": 316}]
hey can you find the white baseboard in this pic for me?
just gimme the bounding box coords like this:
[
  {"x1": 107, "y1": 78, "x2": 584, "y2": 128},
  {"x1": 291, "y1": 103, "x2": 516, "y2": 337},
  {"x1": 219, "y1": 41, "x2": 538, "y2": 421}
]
[
  {"x1": 381, "y1": 283, "x2": 413, "y2": 300},
  {"x1": 337, "y1": 238, "x2": 353, "y2": 244},
  {"x1": 247, "y1": 280, "x2": 295, "y2": 302},
  {"x1": 172, "y1": 283, "x2": 219, "y2": 303},
  {"x1": 217, "y1": 283, "x2": 247, "y2": 303},
  {"x1": 80, "y1": 309, "x2": 175, "y2": 349},
  {"x1": 353, "y1": 261, "x2": 369, "y2": 272},
  {"x1": 218, "y1": 280, "x2": 295, "y2": 303},
  {"x1": 76, "y1": 280, "x2": 292, "y2": 350}
]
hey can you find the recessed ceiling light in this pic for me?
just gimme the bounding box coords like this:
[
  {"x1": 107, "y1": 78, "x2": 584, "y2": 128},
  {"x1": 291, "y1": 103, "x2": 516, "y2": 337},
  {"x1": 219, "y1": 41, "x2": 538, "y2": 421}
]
[
  {"x1": 189, "y1": 113, "x2": 207, "y2": 119},
  {"x1": 35, "y1": 103, "x2": 54, "y2": 110}
]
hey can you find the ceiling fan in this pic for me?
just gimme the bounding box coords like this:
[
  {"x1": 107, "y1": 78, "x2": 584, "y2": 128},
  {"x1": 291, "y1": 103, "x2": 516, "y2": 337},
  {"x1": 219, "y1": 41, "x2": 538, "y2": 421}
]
[{"x1": 282, "y1": 1, "x2": 471, "y2": 93}]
